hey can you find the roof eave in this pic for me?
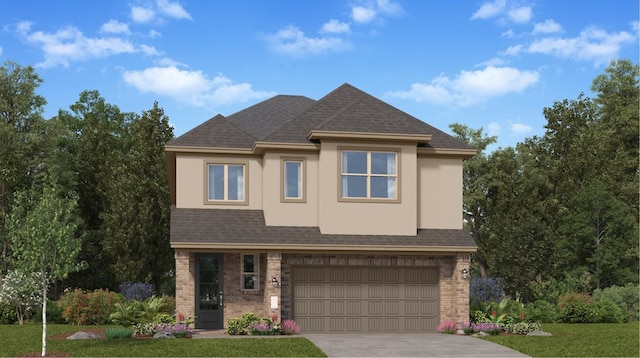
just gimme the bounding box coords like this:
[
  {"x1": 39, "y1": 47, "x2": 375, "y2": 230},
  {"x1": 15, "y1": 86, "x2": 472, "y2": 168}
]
[
  {"x1": 418, "y1": 147, "x2": 477, "y2": 159},
  {"x1": 170, "y1": 242, "x2": 477, "y2": 253},
  {"x1": 308, "y1": 130, "x2": 432, "y2": 143}
]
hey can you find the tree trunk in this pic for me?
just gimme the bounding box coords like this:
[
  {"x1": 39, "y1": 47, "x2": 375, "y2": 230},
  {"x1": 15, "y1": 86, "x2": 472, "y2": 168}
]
[{"x1": 41, "y1": 282, "x2": 47, "y2": 357}]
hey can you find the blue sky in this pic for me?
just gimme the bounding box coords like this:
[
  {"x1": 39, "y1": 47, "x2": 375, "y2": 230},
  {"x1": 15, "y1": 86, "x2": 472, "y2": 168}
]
[{"x1": 1, "y1": 0, "x2": 637, "y2": 151}]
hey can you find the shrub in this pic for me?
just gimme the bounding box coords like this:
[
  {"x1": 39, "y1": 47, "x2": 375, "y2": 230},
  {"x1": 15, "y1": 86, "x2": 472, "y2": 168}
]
[
  {"x1": 131, "y1": 322, "x2": 155, "y2": 336},
  {"x1": 105, "y1": 327, "x2": 132, "y2": 339},
  {"x1": 250, "y1": 322, "x2": 273, "y2": 335},
  {"x1": 34, "y1": 299, "x2": 65, "y2": 324},
  {"x1": 525, "y1": 299, "x2": 557, "y2": 323},
  {"x1": 594, "y1": 300, "x2": 624, "y2": 323},
  {"x1": 437, "y1": 320, "x2": 456, "y2": 334},
  {"x1": 503, "y1": 322, "x2": 541, "y2": 335},
  {"x1": 227, "y1": 318, "x2": 246, "y2": 335},
  {"x1": 471, "y1": 322, "x2": 502, "y2": 335},
  {"x1": 280, "y1": 319, "x2": 301, "y2": 335},
  {"x1": 558, "y1": 292, "x2": 597, "y2": 323},
  {"x1": 470, "y1": 310, "x2": 488, "y2": 323},
  {"x1": 470, "y1": 277, "x2": 504, "y2": 307},
  {"x1": 58, "y1": 289, "x2": 122, "y2": 325},
  {"x1": 0, "y1": 301, "x2": 17, "y2": 324},
  {"x1": 120, "y1": 281, "x2": 156, "y2": 302},
  {"x1": 592, "y1": 284, "x2": 639, "y2": 322}
]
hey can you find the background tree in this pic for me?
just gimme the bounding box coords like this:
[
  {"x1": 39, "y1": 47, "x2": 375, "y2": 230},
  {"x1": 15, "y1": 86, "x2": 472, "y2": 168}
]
[
  {"x1": 449, "y1": 123, "x2": 496, "y2": 277},
  {"x1": 9, "y1": 172, "x2": 84, "y2": 356},
  {"x1": 102, "y1": 102, "x2": 175, "y2": 293},
  {"x1": 54, "y1": 91, "x2": 134, "y2": 290},
  {"x1": 0, "y1": 61, "x2": 48, "y2": 273}
]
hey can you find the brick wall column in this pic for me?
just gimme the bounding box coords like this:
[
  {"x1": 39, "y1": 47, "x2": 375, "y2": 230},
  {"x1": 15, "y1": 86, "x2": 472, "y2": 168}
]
[
  {"x1": 454, "y1": 254, "x2": 471, "y2": 326},
  {"x1": 175, "y1": 250, "x2": 195, "y2": 322},
  {"x1": 264, "y1": 251, "x2": 282, "y2": 322}
]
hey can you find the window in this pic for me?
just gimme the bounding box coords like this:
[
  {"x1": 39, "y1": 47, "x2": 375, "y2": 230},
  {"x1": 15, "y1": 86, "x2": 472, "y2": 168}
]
[
  {"x1": 341, "y1": 150, "x2": 397, "y2": 200},
  {"x1": 282, "y1": 159, "x2": 305, "y2": 202},
  {"x1": 206, "y1": 163, "x2": 246, "y2": 203},
  {"x1": 241, "y1": 254, "x2": 259, "y2": 290}
]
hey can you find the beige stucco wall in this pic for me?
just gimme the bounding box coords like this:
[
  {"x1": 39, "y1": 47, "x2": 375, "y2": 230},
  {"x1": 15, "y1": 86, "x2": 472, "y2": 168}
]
[
  {"x1": 262, "y1": 152, "x2": 319, "y2": 227},
  {"x1": 317, "y1": 142, "x2": 417, "y2": 236},
  {"x1": 175, "y1": 154, "x2": 263, "y2": 209},
  {"x1": 417, "y1": 157, "x2": 463, "y2": 229}
]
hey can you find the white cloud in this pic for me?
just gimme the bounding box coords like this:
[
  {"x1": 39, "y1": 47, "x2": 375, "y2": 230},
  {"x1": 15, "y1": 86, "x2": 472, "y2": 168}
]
[
  {"x1": 507, "y1": 6, "x2": 532, "y2": 23},
  {"x1": 149, "y1": 29, "x2": 162, "y2": 38},
  {"x1": 510, "y1": 122, "x2": 532, "y2": 135},
  {"x1": 526, "y1": 26, "x2": 636, "y2": 65},
  {"x1": 100, "y1": 20, "x2": 131, "y2": 35},
  {"x1": 533, "y1": 19, "x2": 562, "y2": 34},
  {"x1": 123, "y1": 66, "x2": 275, "y2": 107},
  {"x1": 321, "y1": 19, "x2": 350, "y2": 34},
  {"x1": 352, "y1": 6, "x2": 377, "y2": 23},
  {"x1": 131, "y1": 6, "x2": 155, "y2": 23},
  {"x1": 471, "y1": 0, "x2": 531, "y2": 24},
  {"x1": 131, "y1": 0, "x2": 191, "y2": 24},
  {"x1": 0, "y1": 46, "x2": 3, "y2": 57},
  {"x1": 16, "y1": 22, "x2": 136, "y2": 68},
  {"x1": 264, "y1": 25, "x2": 351, "y2": 57},
  {"x1": 502, "y1": 44, "x2": 523, "y2": 56},
  {"x1": 470, "y1": 0, "x2": 506, "y2": 20},
  {"x1": 385, "y1": 66, "x2": 539, "y2": 107},
  {"x1": 140, "y1": 44, "x2": 162, "y2": 56},
  {"x1": 156, "y1": 0, "x2": 192, "y2": 20},
  {"x1": 351, "y1": 0, "x2": 403, "y2": 23}
]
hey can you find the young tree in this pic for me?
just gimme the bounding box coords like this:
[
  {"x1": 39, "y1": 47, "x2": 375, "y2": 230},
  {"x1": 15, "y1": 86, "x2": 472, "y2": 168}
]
[
  {"x1": 0, "y1": 270, "x2": 43, "y2": 325},
  {"x1": 9, "y1": 174, "x2": 84, "y2": 357},
  {"x1": 0, "y1": 61, "x2": 48, "y2": 272}
]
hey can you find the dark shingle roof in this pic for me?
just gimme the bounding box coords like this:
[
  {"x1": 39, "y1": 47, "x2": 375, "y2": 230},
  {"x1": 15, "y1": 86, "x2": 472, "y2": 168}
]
[
  {"x1": 168, "y1": 83, "x2": 474, "y2": 151},
  {"x1": 170, "y1": 207, "x2": 477, "y2": 249},
  {"x1": 167, "y1": 114, "x2": 256, "y2": 148}
]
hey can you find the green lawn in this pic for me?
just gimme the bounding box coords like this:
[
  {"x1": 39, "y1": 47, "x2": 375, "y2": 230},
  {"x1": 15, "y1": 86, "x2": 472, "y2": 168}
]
[
  {"x1": 483, "y1": 322, "x2": 639, "y2": 357},
  {"x1": 2, "y1": 323, "x2": 638, "y2": 357},
  {"x1": 0, "y1": 324, "x2": 326, "y2": 357}
]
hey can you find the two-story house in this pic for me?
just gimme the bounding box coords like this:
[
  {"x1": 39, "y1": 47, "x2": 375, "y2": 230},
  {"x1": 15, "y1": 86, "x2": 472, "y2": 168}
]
[{"x1": 165, "y1": 83, "x2": 477, "y2": 333}]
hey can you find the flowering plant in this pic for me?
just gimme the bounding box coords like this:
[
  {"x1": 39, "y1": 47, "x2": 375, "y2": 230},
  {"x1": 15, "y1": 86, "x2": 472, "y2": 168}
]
[
  {"x1": 250, "y1": 322, "x2": 272, "y2": 335},
  {"x1": 155, "y1": 323, "x2": 192, "y2": 338},
  {"x1": 437, "y1": 319, "x2": 457, "y2": 334},
  {"x1": 280, "y1": 319, "x2": 301, "y2": 335}
]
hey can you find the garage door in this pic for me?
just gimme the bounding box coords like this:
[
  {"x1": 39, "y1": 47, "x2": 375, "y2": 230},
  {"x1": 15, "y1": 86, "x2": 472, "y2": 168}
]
[{"x1": 292, "y1": 266, "x2": 439, "y2": 333}]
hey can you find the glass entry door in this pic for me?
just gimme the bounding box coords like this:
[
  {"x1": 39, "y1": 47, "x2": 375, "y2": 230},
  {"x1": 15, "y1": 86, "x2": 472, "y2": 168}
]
[{"x1": 195, "y1": 254, "x2": 223, "y2": 329}]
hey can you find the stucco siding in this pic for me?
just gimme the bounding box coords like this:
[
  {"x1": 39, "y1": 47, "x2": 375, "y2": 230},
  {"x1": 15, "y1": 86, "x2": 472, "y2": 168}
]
[{"x1": 417, "y1": 157, "x2": 463, "y2": 229}]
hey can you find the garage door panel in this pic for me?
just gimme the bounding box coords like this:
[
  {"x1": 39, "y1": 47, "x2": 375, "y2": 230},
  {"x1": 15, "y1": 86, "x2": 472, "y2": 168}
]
[{"x1": 292, "y1": 266, "x2": 439, "y2": 333}]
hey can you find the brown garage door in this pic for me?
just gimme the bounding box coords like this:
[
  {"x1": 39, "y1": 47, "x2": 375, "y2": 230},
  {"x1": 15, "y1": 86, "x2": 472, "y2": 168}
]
[{"x1": 292, "y1": 266, "x2": 439, "y2": 333}]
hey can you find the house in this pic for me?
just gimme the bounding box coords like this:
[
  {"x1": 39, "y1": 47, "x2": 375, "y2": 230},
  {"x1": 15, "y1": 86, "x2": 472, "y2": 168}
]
[{"x1": 165, "y1": 83, "x2": 477, "y2": 333}]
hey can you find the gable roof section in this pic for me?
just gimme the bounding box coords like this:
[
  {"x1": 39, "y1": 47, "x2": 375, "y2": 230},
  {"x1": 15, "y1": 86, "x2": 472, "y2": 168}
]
[
  {"x1": 167, "y1": 83, "x2": 474, "y2": 152},
  {"x1": 170, "y1": 207, "x2": 477, "y2": 252}
]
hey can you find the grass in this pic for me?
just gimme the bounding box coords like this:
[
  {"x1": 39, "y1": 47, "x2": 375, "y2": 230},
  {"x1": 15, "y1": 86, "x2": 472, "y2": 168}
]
[
  {"x1": 0, "y1": 324, "x2": 326, "y2": 357},
  {"x1": 482, "y1": 322, "x2": 639, "y2": 357}
]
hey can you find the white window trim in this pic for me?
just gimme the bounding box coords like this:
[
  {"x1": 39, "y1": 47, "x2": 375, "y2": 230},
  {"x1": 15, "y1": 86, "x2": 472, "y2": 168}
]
[
  {"x1": 203, "y1": 161, "x2": 249, "y2": 205},
  {"x1": 281, "y1": 157, "x2": 306, "y2": 202},
  {"x1": 240, "y1": 254, "x2": 259, "y2": 291},
  {"x1": 338, "y1": 148, "x2": 401, "y2": 203}
]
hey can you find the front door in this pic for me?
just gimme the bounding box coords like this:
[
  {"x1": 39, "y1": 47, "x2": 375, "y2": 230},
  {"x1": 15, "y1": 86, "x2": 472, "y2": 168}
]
[{"x1": 195, "y1": 254, "x2": 223, "y2": 329}]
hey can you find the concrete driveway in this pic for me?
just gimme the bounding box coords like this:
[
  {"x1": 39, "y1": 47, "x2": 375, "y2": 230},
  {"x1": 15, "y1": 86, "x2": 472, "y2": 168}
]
[{"x1": 303, "y1": 333, "x2": 528, "y2": 357}]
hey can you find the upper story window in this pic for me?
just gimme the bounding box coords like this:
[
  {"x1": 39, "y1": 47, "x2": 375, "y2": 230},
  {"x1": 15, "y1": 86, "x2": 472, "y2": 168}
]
[
  {"x1": 241, "y1": 254, "x2": 259, "y2": 291},
  {"x1": 206, "y1": 162, "x2": 247, "y2": 204},
  {"x1": 341, "y1": 150, "x2": 398, "y2": 200},
  {"x1": 282, "y1": 158, "x2": 305, "y2": 202}
]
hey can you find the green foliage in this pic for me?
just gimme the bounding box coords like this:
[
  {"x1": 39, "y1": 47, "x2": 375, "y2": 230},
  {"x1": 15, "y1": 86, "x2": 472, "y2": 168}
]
[
  {"x1": 592, "y1": 284, "x2": 639, "y2": 322},
  {"x1": 227, "y1": 313, "x2": 276, "y2": 336},
  {"x1": 0, "y1": 301, "x2": 17, "y2": 324},
  {"x1": 58, "y1": 289, "x2": 122, "y2": 325},
  {"x1": 594, "y1": 300, "x2": 624, "y2": 323},
  {"x1": 524, "y1": 300, "x2": 557, "y2": 323},
  {"x1": 105, "y1": 327, "x2": 133, "y2": 339},
  {"x1": 557, "y1": 292, "x2": 598, "y2": 323},
  {"x1": 109, "y1": 295, "x2": 175, "y2": 328},
  {"x1": 34, "y1": 299, "x2": 66, "y2": 324}
]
